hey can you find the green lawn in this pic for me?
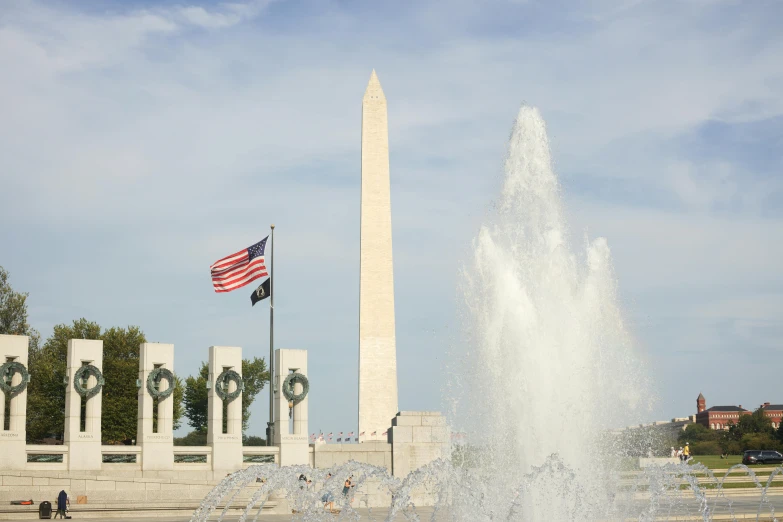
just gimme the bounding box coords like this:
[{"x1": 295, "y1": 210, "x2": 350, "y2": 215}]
[
  {"x1": 624, "y1": 482, "x2": 783, "y2": 492},
  {"x1": 688, "y1": 455, "x2": 743, "y2": 469},
  {"x1": 687, "y1": 481, "x2": 783, "y2": 490}
]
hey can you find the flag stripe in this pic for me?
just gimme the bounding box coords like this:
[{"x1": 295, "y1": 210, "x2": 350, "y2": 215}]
[
  {"x1": 211, "y1": 257, "x2": 266, "y2": 282},
  {"x1": 210, "y1": 249, "x2": 249, "y2": 271},
  {"x1": 211, "y1": 259, "x2": 266, "y2": 283},
  {"x1": 216, "y1": 267, "x2": 268, "y2": 288},
  {"x1": 211, "y1": 255, "x2": 250, "y2": 276},
  {"x1": 213, "y1": 270, "x2": 267, "y2": 293}
]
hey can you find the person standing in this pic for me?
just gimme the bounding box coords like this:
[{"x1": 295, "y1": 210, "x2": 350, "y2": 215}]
[
  {"x1": 683, "y1": 443, "x2": 691, "y2": 462},
  {"x1": 321, "y1": 473, "x2": 336, "y2": 513},
  {"x1": 55, "y1": 490, "x2": 69, "y2": 519},
  {"x1": 342, "y1": 475, "x2": 355, "y2": 505}
]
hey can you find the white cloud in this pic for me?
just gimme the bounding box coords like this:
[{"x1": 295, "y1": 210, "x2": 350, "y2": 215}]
[{"x1": 0, "y1": 0, "x2": 781, "y2": 433}]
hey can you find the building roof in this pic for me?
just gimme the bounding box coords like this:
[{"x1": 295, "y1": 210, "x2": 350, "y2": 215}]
[
  {"x1": 762, "y1": 405, "x2": 783, "y2": 411},
  {"x1": 698, "y1": 392, "x2": 705, "y2": 400},
  {"x1": 703, "y1": 406, "x2": 748, "y2": 412}
]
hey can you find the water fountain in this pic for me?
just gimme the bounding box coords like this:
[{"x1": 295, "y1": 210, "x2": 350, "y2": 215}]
[{"x1": 191, "y1": 106, "x2": 782, "y2": 521}]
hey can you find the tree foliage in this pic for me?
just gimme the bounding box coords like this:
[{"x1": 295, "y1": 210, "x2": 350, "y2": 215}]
[
  {"x1": 0, "y1": 266, "x2": 40, "y2": 347},
  {"x1": 26, "y1": 319, "x2": 184, "y2": 443},
  {"x1": 243, "y1": 435, "x2": 266, "y2": 446},
  {"x1": 174, "y1": 428, "x2": 207, "y2": 446},
  {"x1": 183, "y1": 357, "x2": 269, "y2": 433},
  {"x1": 0, "y1": 266, "x2": 41, "y2": 430}
]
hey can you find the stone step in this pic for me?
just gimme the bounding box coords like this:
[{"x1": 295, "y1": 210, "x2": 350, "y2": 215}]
[{"x1": 0, "y1": 500, "x2": 280, "y2": 520}]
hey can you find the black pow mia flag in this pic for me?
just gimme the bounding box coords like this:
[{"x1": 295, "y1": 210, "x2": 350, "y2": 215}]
[{"x1": 250, "y1": 278, "x2": 271, "y2": 306}]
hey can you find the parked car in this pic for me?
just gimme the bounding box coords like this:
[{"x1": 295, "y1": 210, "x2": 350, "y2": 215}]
[{"x1": 742, "y1": 450, "x2": 783, "y2": 465}]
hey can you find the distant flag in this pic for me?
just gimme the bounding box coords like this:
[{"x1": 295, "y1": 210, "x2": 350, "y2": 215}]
[
  {"x1": 371, "y1": 431, "x2": 377, "y2": 436},
  {"x1": 250, "y1": 278, "x2": 271, "y2": 306},
  {"x1": 337, "y1": 437, "x2": 342, "y2": 442},
  {"x1": 359, "y1": 431, "x2": 365, "y2": 436},
  {"x1": 210, "y1": 237, "x2": 269, "y2": 293},
  {"x1": 339, "y1": 432, "x2": 343, "y2": 437},
  {"x1": 382, "y1": 430, "x2": 388, "y2": 436},
  {"x1": 345, "y1": 437, "x2": 351, "y2": 442}
]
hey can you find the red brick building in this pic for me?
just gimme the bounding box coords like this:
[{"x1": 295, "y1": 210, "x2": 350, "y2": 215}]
[
  {"x1": 695, "y1": 394, "x2": 783, "y2": 430},
  {"x1": 761, "y1": 403, "x2": 783, "y2": 429}
]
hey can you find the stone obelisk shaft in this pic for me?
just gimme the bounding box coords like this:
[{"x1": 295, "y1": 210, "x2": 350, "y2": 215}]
[{"x1": 359, "y1": 70, "x2": 398, "y2": 442}]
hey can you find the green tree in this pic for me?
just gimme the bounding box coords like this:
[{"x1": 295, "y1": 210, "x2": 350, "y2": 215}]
[
  {"x1": 174, "y1": 429, "x2": 207, "y2": 446},
  {"x1": 679, "y1": 423, "x2": 718, "y2": 445},
  {"x1": 183, "y1": 357, "x2": 269, "y2": 433},
  {"x1": 26, "y1": 319, "x2": 183, "y2": 443},
  {"x1": 0, "y1": 266, "x2": 40, "y2": 346},
  {"x1": 750, "y1": 408, "x2": 775, "y2": 436},
  {"x1": 26, "y1": 319, "x2": 100, "y2": 442},
  {"x1": 0, "y1": 266, "x2": 41, "y2": 430},
  {"x1": 777, "y1": 421, "x2": 783, "y2": 443},
  {"x1": 690, "y1": 441, "x2": 722, "y2": 455},
  {"x1": 243, "y1": 435, "x2": 266, "y2": 446}
]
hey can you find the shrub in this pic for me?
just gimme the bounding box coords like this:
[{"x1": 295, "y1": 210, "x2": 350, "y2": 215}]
[{"x1": 691, "y1": 441, "x2": 722, "y2": 455}]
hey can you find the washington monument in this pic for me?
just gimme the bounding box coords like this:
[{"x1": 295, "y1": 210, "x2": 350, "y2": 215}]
[{"x1": 358, "y1": 70, "x2": 398, "y2": 442}]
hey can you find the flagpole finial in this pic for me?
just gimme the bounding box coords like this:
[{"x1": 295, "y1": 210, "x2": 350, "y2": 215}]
[{"x1": 271, "y1": 224, "x2": 275, "y2": 229}]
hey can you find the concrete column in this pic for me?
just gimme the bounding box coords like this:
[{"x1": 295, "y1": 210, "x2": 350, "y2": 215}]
[
  {"x1": 207, "y1": 346, "x2": 242, "y2": 471},
  {"x1": 137, "y1": 343, "x2": 174, "y2": 470},
  {"x1": 273, "y1": 349, "x2": 309, "y2": 466},
  {"x1": 0, "y1": 334, "x2": 29, "y2": 470},
  {"x1": 64, "y1": 339, "x2": 103, "y2": 470},
  {"x1": 390, "y1": 411, "x2": 450, "y2": 477}
]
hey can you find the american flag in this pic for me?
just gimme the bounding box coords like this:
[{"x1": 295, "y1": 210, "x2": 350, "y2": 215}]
[
  {"x1": 348, "y1": 431, "x2": 354, "y2": 438},
  {"x1": 210, "y1": 237, "x2": 269, "y2": 293}
]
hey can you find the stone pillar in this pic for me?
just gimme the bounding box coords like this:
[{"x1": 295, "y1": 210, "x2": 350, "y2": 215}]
[
  {"x1": 207, "y1": 346, "x2": 242, "y2": 472},
  {"x1": 272, "y1": 349, "x2": 309, "y2": 466},
  {"x1": 390, "y1": 411, "x2": 450, "y2": 477},
  {"x1": 137, "y1": 343, "x2": 174, "y2": 470},
  {"x1": 64, "y1": 339, "x2": 104, "y2": 470},
  {"x1": 0, "y1": 334, "x2": 29, "y2": 470}
]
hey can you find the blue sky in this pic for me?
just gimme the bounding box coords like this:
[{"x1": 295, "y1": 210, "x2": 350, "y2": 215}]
[{"x1": 1, "y1": 0, "x2": 781, "y2": 437}]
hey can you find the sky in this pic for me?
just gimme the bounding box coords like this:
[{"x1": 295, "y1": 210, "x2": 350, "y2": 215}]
[{"x1": 1, "y1": 0, "x2": 781, "y2": 438}]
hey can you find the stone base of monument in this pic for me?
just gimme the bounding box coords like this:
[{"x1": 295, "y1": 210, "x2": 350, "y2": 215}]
[
  {"x1": 0, "y1": 469, "x2": 288, "y2": 519},
  {"x1": 0, "y1": 412, "x2": 450, "y2": 517}
]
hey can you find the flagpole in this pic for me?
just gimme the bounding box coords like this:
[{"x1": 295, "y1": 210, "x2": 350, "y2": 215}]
[{"x1": 267, "y1": 224, "x2": 275, "y2": 446}]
